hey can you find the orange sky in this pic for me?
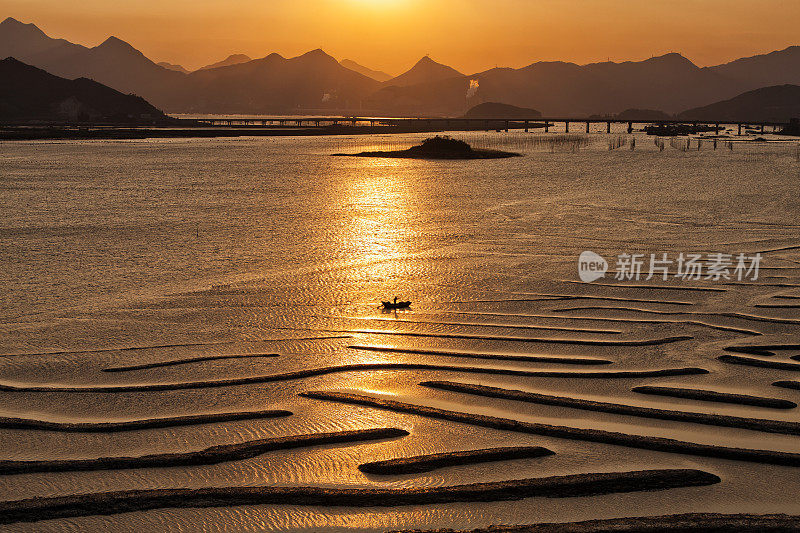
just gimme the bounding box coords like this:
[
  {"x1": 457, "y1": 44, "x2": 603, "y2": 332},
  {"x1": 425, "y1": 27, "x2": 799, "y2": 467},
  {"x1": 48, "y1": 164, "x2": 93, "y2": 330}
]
[{"x1": 2, "y1": 0, "x2": 799, "y2": 74}]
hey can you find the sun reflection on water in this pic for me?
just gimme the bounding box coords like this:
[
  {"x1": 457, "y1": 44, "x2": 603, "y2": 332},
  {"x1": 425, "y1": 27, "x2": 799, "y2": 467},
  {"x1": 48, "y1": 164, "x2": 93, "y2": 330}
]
[{"x1": 335, "y1": 159, "x2": 420, "y2": 284}]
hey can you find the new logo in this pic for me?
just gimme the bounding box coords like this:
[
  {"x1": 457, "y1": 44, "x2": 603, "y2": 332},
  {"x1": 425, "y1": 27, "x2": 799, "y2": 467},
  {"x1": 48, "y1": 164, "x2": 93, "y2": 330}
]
[{"x1": 578, "y1": 251, "x2": 608, "y2": 282}]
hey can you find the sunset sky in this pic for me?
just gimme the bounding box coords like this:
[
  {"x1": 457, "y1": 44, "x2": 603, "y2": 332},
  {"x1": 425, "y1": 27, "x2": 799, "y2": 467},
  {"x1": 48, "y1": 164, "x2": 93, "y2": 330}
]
[{"x1": 2, "y1": 0, "x2": 799, "y2": 74}]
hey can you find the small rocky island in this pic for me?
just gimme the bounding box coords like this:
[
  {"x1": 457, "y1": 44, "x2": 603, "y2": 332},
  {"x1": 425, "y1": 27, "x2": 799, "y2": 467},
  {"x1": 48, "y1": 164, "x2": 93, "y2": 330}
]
[{"x1": 334, "y1": 136, "x2": 522, "y2": 159}]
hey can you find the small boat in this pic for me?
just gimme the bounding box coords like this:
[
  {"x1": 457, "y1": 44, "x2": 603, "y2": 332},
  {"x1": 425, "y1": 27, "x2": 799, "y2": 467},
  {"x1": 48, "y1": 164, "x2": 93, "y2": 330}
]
[{"x1": 381, "y1": 297, "x2": 411, "y2": 309}]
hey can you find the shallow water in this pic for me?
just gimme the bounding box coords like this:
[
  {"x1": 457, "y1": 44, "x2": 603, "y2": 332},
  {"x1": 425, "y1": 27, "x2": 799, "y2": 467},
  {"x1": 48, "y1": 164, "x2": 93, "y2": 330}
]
[{"x1": 1, "y1": 132, "x2": 800, "y2": 531}]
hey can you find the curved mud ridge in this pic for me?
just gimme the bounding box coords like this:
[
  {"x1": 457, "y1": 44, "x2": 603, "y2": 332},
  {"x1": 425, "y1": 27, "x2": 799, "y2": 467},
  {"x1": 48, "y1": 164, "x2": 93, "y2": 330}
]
[
  {"x1": 422, "y1": 381, "x2": 800, "y2": 435},
  {"x1": 724, "y1": 346, "x2": 778, "y2": 356},
  {"x1": 513, "y1": 293, "x2": 695, "y2": 305},
  {"x1": 104, "y1": 353, "x2": 280, "y2": 372},
  {"x1": 350, "y1": 346, "x2": 613, "y2": 365},
  {"x1": 0, "y1": 409, "x2": 292, "y2": 432},
  {"x1": 0, "y1": 469, "x2": 720, "y2": 524},
  {"x1": 718, "y1": 355, "x2": 800, "y2": 371},
  {"x1": 560, "y1": 280, "x2": 726, "y2": 292},
  {"x1": 552, "y1": 306, "x2": 800, "y2": 325},
  {"x1": 723, "y1": 344, "x2": 800, "y2": 358},
  {"x1": 632, "y1": 385, "x2": 797, "y2": 410},
  {"x1": 0, "y1": 428, "x2": 408, "y2": 475},
  {"x1": 394, "y1": 513, "x2": 800, "y2": 532},
  {"x1": 443, "y1": 311, "x2": 762, "y2": 336},
  {"x1": 302, "y1": 391, "x2": 800, "y2": 466},
  {"x1": 0, "y1": 336, "x2": 351, "y2": 358},
  {"x1": 358, "y1": 446, "x2": 554, "y2": 475},
  {"x1": 355, "y1": 330, "x2": 693, "y2": 346},
  {"x1": 0, "y1": 364, "x2": 708, "y2": 393}
]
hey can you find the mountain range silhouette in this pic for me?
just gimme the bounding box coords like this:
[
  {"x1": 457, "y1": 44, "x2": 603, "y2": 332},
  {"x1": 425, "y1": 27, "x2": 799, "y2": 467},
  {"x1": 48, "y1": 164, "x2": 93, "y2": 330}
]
[{"x1": 2, "y1": 17, "x2": 800, "y2": 119}]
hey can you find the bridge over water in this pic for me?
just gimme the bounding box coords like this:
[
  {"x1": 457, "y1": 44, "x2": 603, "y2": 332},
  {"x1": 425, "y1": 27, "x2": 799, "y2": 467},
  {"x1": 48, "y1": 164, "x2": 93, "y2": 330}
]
[{"x1": 196, "y1": 116, "x2": 789, "y2": 135}]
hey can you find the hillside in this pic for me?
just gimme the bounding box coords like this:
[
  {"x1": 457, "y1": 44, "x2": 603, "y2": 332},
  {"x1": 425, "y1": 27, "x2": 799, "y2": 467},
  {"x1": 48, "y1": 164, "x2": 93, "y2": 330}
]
[
  {"x1": 710, "y1": 46, "x2": 800, "y2": 89},
  {"x1": 678, "y1": 84, "x2": 800, "y2": 122},
  {"x1": 463, "y1": 102, "x2": 541, "y2": 119},
  {"x1": 158, "y1": 61, "x2": 190, "y2": 74},
  {"x1": 615, "y1": 109, "x2": 673, "y2": 120},
  {"x1": 0, "y1": 57, "x2": 171, "y2": 123},
  {"x1": 340, "y1": 59, "x2": 392, "y2": 82},
  {"x1": 198, "y1": 54, "x2": 251, "y2": 71},
  {"x1": 32, "y1": 36, "x2": 187, "y2": 109}
]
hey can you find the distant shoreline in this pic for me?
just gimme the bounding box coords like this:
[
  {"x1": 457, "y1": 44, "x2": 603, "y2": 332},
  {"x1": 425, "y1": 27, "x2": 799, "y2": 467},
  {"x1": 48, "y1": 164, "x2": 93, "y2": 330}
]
[
  {"x1": 1, "y1": 123, "x2": 793, "y2": 141},
  {"x1": 0, "y1": 125, "x2": 428, "y2": 141},
  {"x1": 0, "y1": 123, "x2": 548, "y2": 141}
]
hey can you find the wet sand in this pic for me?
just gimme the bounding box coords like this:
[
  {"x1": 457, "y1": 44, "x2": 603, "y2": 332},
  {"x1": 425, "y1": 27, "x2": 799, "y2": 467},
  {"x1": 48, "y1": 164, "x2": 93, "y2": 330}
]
[
  {"x1": 0, "y1": 469, "x2": 719, "y2": 524},
  {"x1": 302, "y1": 391, "x2": 800, "y2": 466},
  {"x1": 103, "y1": 352, "x2": 280, "y2": 372},
  {"x1": 0, "y1": 363, "x2": 708, "y2": 393},
  {"x1": 358, "y1": 446, "x2": 554, "y2": 475},
  {"x1": 0, "y1": 409, "x2": 291, "y2": 432},
  {"x1": 421, "y1": 381, "x2": 800, "y2": 434},
  {"x1": 350, "y1": 345, "x2": 614, "y2": 365},
  {"x1": 3, "y1": 134, "x2": 800, "y2": 530},
  {"x1": 0, "y1": 428, "x2": 408, "y2": 475}
]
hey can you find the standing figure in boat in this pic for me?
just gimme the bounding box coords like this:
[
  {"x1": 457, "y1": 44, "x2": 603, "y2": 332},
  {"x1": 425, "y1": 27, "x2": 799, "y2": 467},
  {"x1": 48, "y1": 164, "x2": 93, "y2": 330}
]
[{"x1": 381, "y1": 297, "x2": 411, "y2": 309}]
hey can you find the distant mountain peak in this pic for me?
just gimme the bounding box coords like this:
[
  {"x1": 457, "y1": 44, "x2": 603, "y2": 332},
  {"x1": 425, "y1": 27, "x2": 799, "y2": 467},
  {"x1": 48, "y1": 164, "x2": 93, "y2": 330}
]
[
  {"x1": 248, "y1": 52, "x2": 286, "y2": 65},
  {"x1": 1, "y1": 16, "x2": 26, "y2": 27},
  {"x1": 411, "y1": 55, "x2": 450, "y2": 70},
  {"x1": 93, "y1": 36, "x2": 149, "y2": 60},
  {"x1": 583, "y1": 52, "x2": 696, "y2": 69},
  {"x1": 656, "y1": 52, "x2": 684, "y2": 58},
  {"x1": 99, "y1": 36, "x2": 130, "y2": 48},
  {"x1": 197, "y1": 53, "x2": 252, "y2": 71},
  {"x1": 223, "y1": 53, "x2": 250, "y2": 62},
  {"x1": 298, "y1": 48, "x2": 334, "y2": 60},
  {"x1": 295, "y1": 48, "x2": 339, "y2": 66},
  {"x1": 1, "y1": 56, "x2": 24, "y2": 65},
  {"x1": 0, "y1": 16, "x2": 82, "y2": 61},
  {"x1": 646, "y1": 52, "x2": 695, "y2": 66},
  {"x1": 0, "y1": 16, "x2": 47, "y2": 36},
  {"x1": 386, "y1": 55, "x2": 463, "y2": 87},
  {"x1": 414, "y1": 55, "x2": 457, "y2": 70}
]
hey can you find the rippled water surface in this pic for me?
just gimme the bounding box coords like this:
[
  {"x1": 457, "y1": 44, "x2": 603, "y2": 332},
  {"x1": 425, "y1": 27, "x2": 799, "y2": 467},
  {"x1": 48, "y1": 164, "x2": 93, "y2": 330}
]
[{"x1": 1, "y1": 132, "x2": 800, "y2": 531}]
